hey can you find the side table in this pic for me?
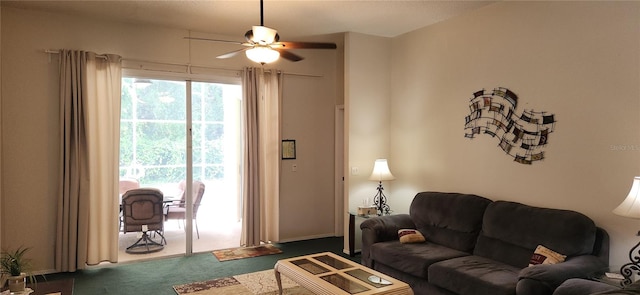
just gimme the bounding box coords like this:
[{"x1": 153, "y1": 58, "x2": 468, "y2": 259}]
[{"x1": 348, "y1": 212, "x2": 379, "y2": 257}]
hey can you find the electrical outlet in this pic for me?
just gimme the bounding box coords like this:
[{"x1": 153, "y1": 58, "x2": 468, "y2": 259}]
[{"x1": 351, "y1": 167, "x2": 359, "y2": 175}]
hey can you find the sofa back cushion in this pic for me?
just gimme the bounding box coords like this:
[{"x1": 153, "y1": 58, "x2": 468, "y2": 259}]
[
  {"x1": 410, "y1": 192, "x2": 492, "y2": 252},
  {"x1": 474, "y1": 201, "x2": 597, "y2": 268}
]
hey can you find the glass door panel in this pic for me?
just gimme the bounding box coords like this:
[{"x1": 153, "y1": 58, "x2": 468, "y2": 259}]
[
  {"x1": 119, "y1": 78, "x2": 187, "y2": 261},
  {"x1": 190, "y1": 81, "x2": 242, "y2": 252}
]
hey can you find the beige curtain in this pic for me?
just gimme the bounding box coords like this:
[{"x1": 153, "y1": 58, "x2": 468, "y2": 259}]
[
  {"x1": 56, "y1": 50, "x2": 122, "y2": 271},
  {"x1": 241, "y1": 67, "x2": 283, "y2": 246}
]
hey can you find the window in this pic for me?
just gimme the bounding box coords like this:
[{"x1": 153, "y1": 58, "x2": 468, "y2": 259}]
[
  {"x1": 120, "y1": 78, "x2": 241, "y2": 188},
  {"x1": 120, "y1": 79, "x2": 185, "y2": 185}
]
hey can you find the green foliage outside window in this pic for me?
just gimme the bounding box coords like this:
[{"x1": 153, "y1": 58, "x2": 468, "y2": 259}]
[{"x1": 119, "y1": 78, "x2": 228, "y2": 186}]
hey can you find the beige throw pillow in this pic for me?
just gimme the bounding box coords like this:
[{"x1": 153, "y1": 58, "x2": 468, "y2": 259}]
[
  {"x1": 529, "y1": 245, "x2": 566, "y2": 266},
  {"x1": 398, "y1": 229, "x2": 425, "y2": 244}
]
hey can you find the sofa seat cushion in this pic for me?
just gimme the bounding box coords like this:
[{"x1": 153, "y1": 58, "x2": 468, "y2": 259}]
[
  {"x1": 370, "y1": 240, "x2": 470, "y2": 279},
  {"x1": 429, "y1": 255, "x2": 520, "y2": 295}
]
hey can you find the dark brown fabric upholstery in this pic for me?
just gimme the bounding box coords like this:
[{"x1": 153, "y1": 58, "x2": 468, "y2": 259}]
[
  {"x1": 553, "y1": 278, "x2": 640, "y2": 295},
  {"x1": 474, "y1": 201, "x2": 597, "y2": 268},
  {"x1": 410, "y1": 192, "x2": 492, "y2": 252},
  {"x1": 360, "y1": 192, "x2": 609, "y2": 295}
]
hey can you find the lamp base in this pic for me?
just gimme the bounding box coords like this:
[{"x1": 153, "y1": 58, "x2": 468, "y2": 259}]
[
  {"x1": 620, "y1": 238, "x2": 640, "y2": 287},
  {"x1": 372, "y1": 182, "x2": 391, "y2": 216}
]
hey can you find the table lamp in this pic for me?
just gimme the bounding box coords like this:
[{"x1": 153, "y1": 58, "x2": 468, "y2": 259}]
[
  {"x1": 613, "y1": 176, "x2": 640, "y2": 286},
  {"x1": 369, "y1": 159, "x2": 395, "y2": 215}
]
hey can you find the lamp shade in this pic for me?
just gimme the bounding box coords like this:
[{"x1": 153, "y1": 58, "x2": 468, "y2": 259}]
[
  {"x1": 245, "y1": 46, "x2": 280, "y2": 64},
  {"x1": 369, "y1": 159, "x2": 395, "y2": 181},
  {"x1": 613, "y1": 176, "x2": 640, "y2": 219}
]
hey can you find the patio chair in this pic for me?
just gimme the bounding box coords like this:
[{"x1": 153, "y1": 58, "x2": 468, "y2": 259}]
[
  {"x1": 165, "y1": 181, "x2": 206, "y2": 238},
  {"x1": 119, "y1": 178, "x2": 140, "y2": 194},
  {"x1": 118, "y1": 178, "x2": 140, "y2": 231},
  {"x1": 122, "y1": 188, "x2": 166, "y2": 253}
]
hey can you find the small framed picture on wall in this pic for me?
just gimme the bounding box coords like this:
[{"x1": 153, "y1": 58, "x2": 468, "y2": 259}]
[{"x1": 282, "y1": 139, "x2": 296, "y2": 160}]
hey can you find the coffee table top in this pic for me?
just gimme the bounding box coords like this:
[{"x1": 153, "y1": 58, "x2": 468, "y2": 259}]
[{"x1": 275, "y1": 252, "x2": 413, "y2": 295}]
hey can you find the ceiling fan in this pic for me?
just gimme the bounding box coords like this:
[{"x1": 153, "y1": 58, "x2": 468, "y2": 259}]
[{"x1": 185, "y1": 0, "x2": 337, "y2": 65}]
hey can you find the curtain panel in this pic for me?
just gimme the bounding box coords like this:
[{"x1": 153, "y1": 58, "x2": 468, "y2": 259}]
[
  {"x1": 56, "y1": 50, "x2": 122, "y2": 271},
  {"x1": 240, "y1": 67, "x2": 283, "y2": 246}
]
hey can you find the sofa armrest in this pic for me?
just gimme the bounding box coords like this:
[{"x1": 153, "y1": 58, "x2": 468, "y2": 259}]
[
  {"x1": 360, "y1": 214, "x2": 414, "y2": 267},
  {"x1": 517, "y1": 255, "x2": 608, "y2": 295},
  {"x1": 552, "y1": 278, "x2": 619, "y2": 295}
]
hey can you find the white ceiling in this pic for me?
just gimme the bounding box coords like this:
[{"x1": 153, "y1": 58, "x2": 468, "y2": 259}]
[{"x1": 1, "y1": 0, "x2": 495, "y2": 40}]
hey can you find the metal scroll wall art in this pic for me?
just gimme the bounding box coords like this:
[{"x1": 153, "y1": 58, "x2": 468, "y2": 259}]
[{"x1": 464, "y1": 87, "x2": 556, "y2": 165}]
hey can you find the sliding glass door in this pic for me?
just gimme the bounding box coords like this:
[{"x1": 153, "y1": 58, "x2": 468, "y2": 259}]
[{"x1": 119, "y1": 76, "x2": 242, "y2": 260}]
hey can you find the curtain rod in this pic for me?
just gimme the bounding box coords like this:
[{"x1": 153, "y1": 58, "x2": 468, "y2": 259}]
[{"x1": 44, "y1": 50, "x2": 323, "y2": 78}]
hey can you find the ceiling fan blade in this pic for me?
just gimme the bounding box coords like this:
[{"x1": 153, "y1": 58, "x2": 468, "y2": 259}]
[
  {"x1": 278, "y1": 41, "x2": 337, "y2": 49},
  {"x1": 275, "y1": 49, "x2": 304, "y2": 62},
  {"x1": 217, "y1": 48, "x2": 250, "y2": 59},
  {"x1": 184, "y1": 37, "x2": 246, "y2": 46}
]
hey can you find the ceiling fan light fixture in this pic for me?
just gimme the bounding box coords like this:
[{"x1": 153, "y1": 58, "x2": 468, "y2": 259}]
[
  {"x1": 251, "y1": 26, "x2": 277, "y2": 44},
  {"x1": 246, "y1": 46, "x2": 280, "y2": 64},
  {"x1": 189, "y1": 0, "x2": 336, "y2": 63}
]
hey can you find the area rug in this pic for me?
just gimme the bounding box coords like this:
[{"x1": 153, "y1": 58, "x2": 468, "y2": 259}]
[
  {"x1": 172, "y1": 269, "x2": 313, "y2": 295},
  {"x1": 212, "y1": 244, "x2": 282, "y2": 262}
]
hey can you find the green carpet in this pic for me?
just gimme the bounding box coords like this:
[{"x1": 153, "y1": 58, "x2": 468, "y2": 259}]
[{"x1": 44, "y1": 237, "x2": 355, "y2": 295}]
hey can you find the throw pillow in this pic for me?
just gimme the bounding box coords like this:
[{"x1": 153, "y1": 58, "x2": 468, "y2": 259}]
[
  {"x1": 529, "y1": 245, "x2": 566, "y2": 266},
  {"x1": 398, "y1": 229, "x2": 425, "y2": 244}
]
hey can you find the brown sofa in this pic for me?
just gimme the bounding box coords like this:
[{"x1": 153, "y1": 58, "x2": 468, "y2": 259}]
[
  {"x1": 553, "y1": 278, "x2": 640, "y2": 295},
  {"x1": 360, "y1": 192, "x2": 610, "y2": 295}
]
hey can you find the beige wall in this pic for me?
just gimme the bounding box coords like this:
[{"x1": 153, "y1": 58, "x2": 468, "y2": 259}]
[
  {"x1": 0, "y1": 7, "x2": 342, "y2": 272},
  {"x1": 378, "y1": 1, "x2": 638, "y2": 270},
  {"x1": 344, "y1": 32, "x2": 392, "y2": 252},
  {"x1": 345, "y1": 32, "x2": 393, "y2": 207}
]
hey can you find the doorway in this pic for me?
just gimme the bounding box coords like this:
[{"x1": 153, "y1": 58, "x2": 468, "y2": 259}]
[{"x1": 118, "y1": 77, "x2": 242, "y2": 262}]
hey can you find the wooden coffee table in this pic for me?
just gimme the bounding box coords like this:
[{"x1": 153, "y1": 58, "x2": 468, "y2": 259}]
[{"x1": 274, "y1": 252, "x2": 413, "y2": 295}]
